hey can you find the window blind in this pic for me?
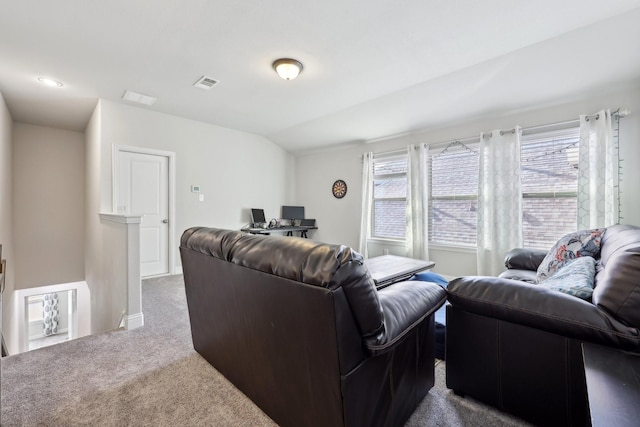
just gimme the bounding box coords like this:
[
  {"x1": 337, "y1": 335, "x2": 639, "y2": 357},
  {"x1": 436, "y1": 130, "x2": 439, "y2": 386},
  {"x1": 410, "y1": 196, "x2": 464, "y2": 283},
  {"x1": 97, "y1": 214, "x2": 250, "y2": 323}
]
[
  {"x1": 428, "y1": 142, "x2": 479, "y2": 246},
  {"x1": 372, "y1": 154, "x2": 407, "y2": 239},
  {"x1": 521, "y1": 127, "x2": 580, "y2": 249}
]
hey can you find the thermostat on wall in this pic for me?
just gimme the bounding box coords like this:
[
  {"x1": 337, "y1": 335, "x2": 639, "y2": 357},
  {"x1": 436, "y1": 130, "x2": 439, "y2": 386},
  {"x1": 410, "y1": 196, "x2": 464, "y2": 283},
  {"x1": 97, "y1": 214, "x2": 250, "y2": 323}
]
[{"x1": 191, "y1": 185, "x2": 200, "y2": 193}]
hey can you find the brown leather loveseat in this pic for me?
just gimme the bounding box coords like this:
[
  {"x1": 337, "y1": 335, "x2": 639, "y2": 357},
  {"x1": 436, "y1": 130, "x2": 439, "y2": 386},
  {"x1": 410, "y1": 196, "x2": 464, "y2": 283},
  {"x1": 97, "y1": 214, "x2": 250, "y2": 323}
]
[
  {"x1": 445, "y1": 224, "x2": 640, "y2": 426},
  {"x1": 180, "y1": 227, "x2": 447, "y2": 427}
]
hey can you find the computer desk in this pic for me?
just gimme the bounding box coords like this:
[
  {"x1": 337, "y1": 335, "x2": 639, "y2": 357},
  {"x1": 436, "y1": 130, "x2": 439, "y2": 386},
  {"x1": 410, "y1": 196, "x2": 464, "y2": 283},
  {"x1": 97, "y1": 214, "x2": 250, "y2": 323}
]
[{"x1": 241, "y1": 225, "x2": 318, "y2": 238}]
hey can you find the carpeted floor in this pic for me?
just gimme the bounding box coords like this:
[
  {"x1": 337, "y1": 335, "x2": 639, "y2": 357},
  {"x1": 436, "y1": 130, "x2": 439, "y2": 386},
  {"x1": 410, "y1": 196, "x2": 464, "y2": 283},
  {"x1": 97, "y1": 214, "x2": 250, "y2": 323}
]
[{"x1": 1, "y1": 275, "x2": 531, "y2": 426}]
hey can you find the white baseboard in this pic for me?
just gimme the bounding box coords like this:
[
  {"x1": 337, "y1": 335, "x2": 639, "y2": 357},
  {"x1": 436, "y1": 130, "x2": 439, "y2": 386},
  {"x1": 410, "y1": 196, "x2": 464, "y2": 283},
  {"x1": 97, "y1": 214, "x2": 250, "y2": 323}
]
[
  {"x1": 175, "y1": 265, "x2": 183, "y2": 275},
  {"x1": 124, "y1": 312, "x2": 144, "y2": 330}
]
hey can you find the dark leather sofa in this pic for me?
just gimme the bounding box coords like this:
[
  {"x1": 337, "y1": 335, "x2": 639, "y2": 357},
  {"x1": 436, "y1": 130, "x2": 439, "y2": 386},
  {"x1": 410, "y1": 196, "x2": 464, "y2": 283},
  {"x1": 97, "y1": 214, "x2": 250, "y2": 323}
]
[
  {"x1": 445, "y1": 224, "x2": 640, "y2": 426},
  {"x1": 180, "y1": 227, "x2": 447, "y2": 427}
]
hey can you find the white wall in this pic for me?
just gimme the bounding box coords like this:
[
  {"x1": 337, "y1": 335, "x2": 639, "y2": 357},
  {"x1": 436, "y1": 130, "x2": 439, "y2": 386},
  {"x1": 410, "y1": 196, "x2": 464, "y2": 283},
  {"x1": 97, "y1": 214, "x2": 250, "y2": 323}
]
[
  {"x1": 2, "y1": 122, "x2": 86, "y2": 353},
  {"x1": 295, "y1": 146, "x2": 366, "y2": 246},
  {"x1": 295, "y1": 84, "x2": 640, "y2": 278},
  {"x1": 84, "y1": 100, "x2": 105, "y2": 332},
  {"x1": 84, "y1": 99, "x2": 296, "y2": 333},
  {"x1": 99, "y1": 100, "x2": 296, "y2": 248},
  {"x1": 12, "y1": 123, "x2": 85, "y2": 288},
  {"x1": 0, "y1": 91, "x2": 15, "y2": 352}
]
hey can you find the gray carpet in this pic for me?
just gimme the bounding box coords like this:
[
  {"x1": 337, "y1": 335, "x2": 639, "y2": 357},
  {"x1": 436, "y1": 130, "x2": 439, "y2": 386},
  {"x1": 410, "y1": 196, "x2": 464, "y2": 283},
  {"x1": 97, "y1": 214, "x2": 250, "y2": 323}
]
[{"x1": 1, "y1": 275, "x2": 531, "y2": 426}]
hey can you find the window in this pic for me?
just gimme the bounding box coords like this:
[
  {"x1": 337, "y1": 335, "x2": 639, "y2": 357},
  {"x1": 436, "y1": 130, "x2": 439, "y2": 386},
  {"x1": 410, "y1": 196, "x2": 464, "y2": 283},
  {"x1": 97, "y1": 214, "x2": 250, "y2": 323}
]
[
  {"x1": 428, "y1": 142, "x2": 479, "y2": 246},
  {"x1": 371, "y1": 154, "x2": 407, "y2": 239},
  {"x1": 368, "y1": 126, "x2": 581, "y2": 249},
  {"x1": 426, "y1": 127, "x2": 580, "y2": 249},
  {"x1": 521, "y1": 128, "x2": 580, "y2": 249}
]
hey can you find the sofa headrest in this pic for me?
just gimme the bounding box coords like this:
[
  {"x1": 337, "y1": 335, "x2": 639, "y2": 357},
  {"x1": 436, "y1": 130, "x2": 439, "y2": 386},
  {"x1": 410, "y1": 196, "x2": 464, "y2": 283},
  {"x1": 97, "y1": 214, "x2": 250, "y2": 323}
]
[
  {"x1": 593, "y1": 224, "x2": 640, "y2": 328},
  {"x1": 180, "y1": 227, "x2": 384, "y2": 337}
]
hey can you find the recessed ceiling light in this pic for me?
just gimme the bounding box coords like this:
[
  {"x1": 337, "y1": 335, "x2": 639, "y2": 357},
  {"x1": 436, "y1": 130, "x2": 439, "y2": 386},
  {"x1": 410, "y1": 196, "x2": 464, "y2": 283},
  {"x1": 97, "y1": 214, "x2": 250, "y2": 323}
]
[
  {"x1": 37, "y1": 77, "x2": 63, "y2": 87},
  {"x1": 122, "y1": 90, "x2": 157, "y2": 106}
]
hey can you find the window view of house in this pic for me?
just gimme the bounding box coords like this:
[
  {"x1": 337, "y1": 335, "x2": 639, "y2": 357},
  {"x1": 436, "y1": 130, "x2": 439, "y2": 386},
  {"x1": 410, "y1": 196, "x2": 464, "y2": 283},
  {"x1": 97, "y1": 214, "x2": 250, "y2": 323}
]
[
  {"x1": 429, "y1": 142, "x2": 479, "y2": 246},
  {"x1": 372, "y1": 155, "x2": 407, "y2": 239},
  {"x1": 370, "y1": 127, "x2": 583, "y2": 250},
  {"x1": 521, "y1": 128, "x2": 580, "y2": 249}
]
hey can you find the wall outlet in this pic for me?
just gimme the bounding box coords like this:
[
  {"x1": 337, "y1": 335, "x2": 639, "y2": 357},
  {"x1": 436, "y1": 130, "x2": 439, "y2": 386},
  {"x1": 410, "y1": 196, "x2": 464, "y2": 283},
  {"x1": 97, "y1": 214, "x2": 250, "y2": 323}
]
[
  {"x1": 199, "y1": 194, "x2": 205, "y2": 202},
  {"x1": 383, "y1": 248, "x2": 389, "y2": 255}
]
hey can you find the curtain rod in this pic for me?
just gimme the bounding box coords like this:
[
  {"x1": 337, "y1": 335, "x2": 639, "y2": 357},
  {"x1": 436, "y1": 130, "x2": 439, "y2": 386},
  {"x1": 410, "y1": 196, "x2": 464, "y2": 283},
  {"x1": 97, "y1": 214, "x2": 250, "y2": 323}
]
[
  {"x1": 371, "y1": 148, "x2": 407, "y2": 158},
  {"x1": 489, "y1": 108, "x2": 627, "y2": 135},
  {"x1": 438, "y1": 108, "x2": 629, "y2": 144},
  {"x1": 444, "y1": 117, "x2": 581, "y2": 143},
  {"x1": 370, "y1": 108, "x2": 629, "y2": 157},
  {"x1": 521, "y1": 118, "x2": 579, "y2": 133}
]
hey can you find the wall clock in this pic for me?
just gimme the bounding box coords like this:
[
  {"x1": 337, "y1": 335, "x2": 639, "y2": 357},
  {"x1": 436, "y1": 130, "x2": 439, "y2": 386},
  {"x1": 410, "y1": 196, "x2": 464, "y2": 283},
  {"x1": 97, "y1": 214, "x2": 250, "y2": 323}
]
[{"x1": 332, "y1": 179, "x2": 347, "y2": 199}]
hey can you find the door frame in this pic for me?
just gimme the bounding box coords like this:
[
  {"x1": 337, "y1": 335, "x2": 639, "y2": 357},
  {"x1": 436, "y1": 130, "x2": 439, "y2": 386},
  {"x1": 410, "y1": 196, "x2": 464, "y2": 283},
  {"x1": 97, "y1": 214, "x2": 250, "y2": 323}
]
[{"x1": 112, "y1": 145, "x2": 176, "y2": 276}]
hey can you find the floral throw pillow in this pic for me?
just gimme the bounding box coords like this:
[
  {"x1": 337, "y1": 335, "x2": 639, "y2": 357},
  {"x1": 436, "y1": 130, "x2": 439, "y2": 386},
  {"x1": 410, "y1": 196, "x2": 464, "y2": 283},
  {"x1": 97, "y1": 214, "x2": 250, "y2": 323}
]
[
  {"x1": 538, "y1": 256, "x2": 596, "y2": 300},
  {"x1": 536, "y1": 228, "x2": 604, "y2": 282}
]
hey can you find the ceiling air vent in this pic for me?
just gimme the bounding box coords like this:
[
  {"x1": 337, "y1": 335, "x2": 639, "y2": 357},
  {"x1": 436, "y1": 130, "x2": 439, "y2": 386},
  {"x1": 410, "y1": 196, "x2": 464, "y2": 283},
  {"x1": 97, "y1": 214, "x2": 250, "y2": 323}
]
[
  {"x1": 193, "y1": 75, "x2": 220, "y2": 90},
  {"x1": 122, "y1": 90, "x2": 157, "y2": 105}
]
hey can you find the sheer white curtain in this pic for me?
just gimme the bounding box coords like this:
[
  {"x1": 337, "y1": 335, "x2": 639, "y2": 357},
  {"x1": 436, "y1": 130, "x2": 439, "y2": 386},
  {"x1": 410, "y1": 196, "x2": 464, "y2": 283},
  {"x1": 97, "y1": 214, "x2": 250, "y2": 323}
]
[
  {"x1": 477, "y1": 127, "x2": 523, "y2": 276},
  {"x1": 406, "y1": 143, "x2": 429, "y2": 259},
  {"x1": 359, "y1": 152, "x2": 374, "y2": 257},
  {"x1": 577, "y1": 109, "x2": 618, "y2": 229}
]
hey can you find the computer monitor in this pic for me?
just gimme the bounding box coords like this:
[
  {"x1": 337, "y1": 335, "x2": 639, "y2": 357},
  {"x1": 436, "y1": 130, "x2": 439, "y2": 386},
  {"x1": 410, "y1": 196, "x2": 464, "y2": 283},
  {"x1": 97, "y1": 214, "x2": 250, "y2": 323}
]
[
  {"x1": 281, "y1": 206, "x2": 305, "y2": 221},
  {"x1": 250, "y1": 208, "x2": 266, "y2": 225}
]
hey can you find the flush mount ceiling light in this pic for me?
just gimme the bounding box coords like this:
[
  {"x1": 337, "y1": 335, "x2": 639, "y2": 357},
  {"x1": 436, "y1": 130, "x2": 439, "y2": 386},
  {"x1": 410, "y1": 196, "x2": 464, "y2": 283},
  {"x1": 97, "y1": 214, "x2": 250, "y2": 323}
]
[
  {"x1": 37, "y1": 77, "x2": 63, "y2": 87},
  {"x1": 272, "y1": 58, "x2": 303, "y2": 80}
]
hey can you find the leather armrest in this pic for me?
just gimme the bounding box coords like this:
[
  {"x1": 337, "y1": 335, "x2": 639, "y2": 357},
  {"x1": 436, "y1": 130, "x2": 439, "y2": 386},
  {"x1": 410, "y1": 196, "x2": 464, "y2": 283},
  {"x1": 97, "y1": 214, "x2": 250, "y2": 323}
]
[
  {"x1": 503, "y1": 248, "x2": 548, "y2": 271},
  {"x1": 365, "y1": 281, "x2": 447, "y2": 356},
  {"x1": 448, "y1": 276, "x2": 640, "y2": 350}
]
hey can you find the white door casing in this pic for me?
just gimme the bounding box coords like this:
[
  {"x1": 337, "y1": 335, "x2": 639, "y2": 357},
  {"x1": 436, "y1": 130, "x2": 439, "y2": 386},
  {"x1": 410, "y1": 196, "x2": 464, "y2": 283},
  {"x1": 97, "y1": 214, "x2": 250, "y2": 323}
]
[{"x1": 115, "y1": 147, "x2": 174, "y2": 277}]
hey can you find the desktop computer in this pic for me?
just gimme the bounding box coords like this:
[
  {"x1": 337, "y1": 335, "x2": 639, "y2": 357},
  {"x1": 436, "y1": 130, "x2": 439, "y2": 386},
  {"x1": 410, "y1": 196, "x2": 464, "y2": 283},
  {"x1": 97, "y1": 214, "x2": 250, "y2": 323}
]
[{"x1": 250, "y1": 208, "x2": 267, "y2": 228}]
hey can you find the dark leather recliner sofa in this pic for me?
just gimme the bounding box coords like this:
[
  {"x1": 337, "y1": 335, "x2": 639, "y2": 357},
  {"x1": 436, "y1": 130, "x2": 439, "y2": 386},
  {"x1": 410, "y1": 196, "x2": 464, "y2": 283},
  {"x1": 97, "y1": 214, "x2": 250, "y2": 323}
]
[
  {"x1": 445, "y1": 224, "x2": 640, "y2": 426},
  {"x1": 180, "y1": 227, "x2": 447, "y2": 427}
]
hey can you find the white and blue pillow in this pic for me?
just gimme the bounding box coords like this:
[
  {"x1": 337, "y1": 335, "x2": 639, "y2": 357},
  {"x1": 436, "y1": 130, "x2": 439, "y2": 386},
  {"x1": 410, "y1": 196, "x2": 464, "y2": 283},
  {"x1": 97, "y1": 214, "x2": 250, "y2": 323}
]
[
  {"x1": 536, "y1": 228, "x2": 604, "y2": 282},
  {"x1": 538, "y1": 256, "x2": 596, "y2": 300}
]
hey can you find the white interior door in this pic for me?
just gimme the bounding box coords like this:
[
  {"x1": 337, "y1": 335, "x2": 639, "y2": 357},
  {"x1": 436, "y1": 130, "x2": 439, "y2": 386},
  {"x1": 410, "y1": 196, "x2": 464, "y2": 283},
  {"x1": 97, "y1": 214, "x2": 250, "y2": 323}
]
[{"x1": 117, "y1": 151, "x2": 169, "y2": 277}]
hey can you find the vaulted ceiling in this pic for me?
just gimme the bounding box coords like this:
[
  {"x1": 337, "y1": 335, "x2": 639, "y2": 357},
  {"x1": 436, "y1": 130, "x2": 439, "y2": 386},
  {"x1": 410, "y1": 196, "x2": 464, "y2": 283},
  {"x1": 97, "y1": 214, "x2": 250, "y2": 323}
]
[{"x1": 1, "y1": 1, "x2": 639, "y2": 154}]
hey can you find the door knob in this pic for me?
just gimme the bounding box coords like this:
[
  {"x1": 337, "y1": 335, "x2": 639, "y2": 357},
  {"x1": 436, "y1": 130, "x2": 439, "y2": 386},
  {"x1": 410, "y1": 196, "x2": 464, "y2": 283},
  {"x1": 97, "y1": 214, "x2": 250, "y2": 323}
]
[{"x1": 162, "y1": 219, "x2": 169, "y2": 224}]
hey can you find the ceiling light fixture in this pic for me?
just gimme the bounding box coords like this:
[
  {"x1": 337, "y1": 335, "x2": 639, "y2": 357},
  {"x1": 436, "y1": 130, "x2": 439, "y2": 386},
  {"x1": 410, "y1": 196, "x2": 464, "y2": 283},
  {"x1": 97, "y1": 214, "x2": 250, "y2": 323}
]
[
  {"x1": 37, "y1": 77, "x2": 63, "y2": 87},
  {"x1": 272, "y1": 58, "x2": 303, "y2": 80}
]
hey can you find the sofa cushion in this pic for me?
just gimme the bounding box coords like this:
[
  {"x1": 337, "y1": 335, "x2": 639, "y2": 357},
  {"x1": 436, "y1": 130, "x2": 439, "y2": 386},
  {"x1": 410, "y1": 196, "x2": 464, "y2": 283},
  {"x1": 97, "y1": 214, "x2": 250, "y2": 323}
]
[
  {"x1": 536, "y1": 228, "x2": 604, "y2": 282},
  {"x1": 538, "y1": 256, "x2": 596, "y2": 300},
  {"x1": 503, "y1": 248, "x2": 548, "y2": 271}
]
